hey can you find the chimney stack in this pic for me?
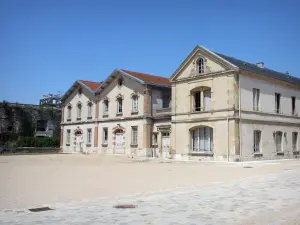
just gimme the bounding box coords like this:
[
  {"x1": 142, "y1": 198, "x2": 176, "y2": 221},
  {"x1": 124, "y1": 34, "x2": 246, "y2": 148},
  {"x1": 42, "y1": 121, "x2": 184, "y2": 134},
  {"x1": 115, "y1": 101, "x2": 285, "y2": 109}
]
[{"x1": 256, "y1": 62, "x2": 264, "y2": 68}]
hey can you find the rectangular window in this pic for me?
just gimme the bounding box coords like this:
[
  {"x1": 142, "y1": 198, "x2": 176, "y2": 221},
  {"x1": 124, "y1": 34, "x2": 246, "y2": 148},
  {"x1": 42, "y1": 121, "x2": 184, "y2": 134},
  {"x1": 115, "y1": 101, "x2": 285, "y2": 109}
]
[
  {"x1": 132, "y1": 96, "x2": 138, "y2": 112},
  {"x1": 253, "y1": 130, "x2": 261, "y2": 153},
  {"x1": 275, "y1": 93, "x2": 281, "y2": 114},
  {"x1": 88, "y1": 103, "x2": 92, "y2": 118},
  {"x1": 87, "y1": 128, "x2": 92, "y2": 145},
  {"x1": 162, "y1": 95, "x2": 170, "y2": 108},
  {"x1": 77, "y1": 104, "x2": 82, "y2": 119},
  {"x1": 194, "y1": 91, "x2": 201, "y2": 111},
  {"x1": 292, "y1": 132, "x2": 298, "y2": 151},
  {"x1": 131, "y1": 126, "x2": 138, "y2": 145},
  {"x1": 117, "y1": 99, "x2": 123, "y2": 113},
  {"x1": 103, "y1": 100, "x2": 109, "y2": 114},
  {"x1": 275, "y1": 131, "x2": 283, "y2": 152},
  {"x1": 253, "y1": 88, "x2": 260, "y2": 111},
  {"x1": 191, "y1": 127, "x2": 213, "y2": 152},
  {"x1": 292, "y1": 96, "x2": 296, "y2": 115},
  {"x1": 67, "y1": 106, "x2": 72, "y2": 120},
  {"x1": 66, "y1": 129, "x2": 71, "y2": 145},
  {"x1": 103, "y1": 128, "x2": 108, "y2": 145}
]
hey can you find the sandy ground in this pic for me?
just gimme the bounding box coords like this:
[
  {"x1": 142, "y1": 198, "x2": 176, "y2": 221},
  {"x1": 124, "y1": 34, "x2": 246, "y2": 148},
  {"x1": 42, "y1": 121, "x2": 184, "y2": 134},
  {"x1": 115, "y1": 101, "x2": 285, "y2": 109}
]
[{"x1": 1, "y1": 154, "x2": 300, "y2": 224}]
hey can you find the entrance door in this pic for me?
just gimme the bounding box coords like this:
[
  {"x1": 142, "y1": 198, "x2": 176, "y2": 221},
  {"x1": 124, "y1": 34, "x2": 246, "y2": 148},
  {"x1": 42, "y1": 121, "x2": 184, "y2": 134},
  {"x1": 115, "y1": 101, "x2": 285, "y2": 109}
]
[
  {"x1": 115, "y1": 133, "x2": 124, "y2": 154},
  {"x1": 74, "y1": 130, "x2": 83, "y2": 153},
  {"x1": 162, "y1": 132, "x2": 170, "y2": 158}
]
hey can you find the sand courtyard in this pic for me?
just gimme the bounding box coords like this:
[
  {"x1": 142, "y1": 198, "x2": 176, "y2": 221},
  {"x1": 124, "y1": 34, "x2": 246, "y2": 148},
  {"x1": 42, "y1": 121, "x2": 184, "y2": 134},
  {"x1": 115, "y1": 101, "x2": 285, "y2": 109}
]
[{"x1": 1, "y1": 154, "x2": 300, "y2": 224}]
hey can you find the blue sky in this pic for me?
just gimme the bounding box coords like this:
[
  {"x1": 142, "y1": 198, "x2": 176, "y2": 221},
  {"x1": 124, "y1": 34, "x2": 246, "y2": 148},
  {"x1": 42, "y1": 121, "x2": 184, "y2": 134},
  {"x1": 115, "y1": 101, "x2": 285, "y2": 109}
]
[{"x1": 0, "y1": 0, "x2": 299, "y2": 104}]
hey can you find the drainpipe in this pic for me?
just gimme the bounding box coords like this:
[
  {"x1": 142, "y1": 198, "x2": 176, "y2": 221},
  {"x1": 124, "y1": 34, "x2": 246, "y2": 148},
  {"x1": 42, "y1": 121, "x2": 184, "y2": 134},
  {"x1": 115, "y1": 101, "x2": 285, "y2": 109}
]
[{"x1": 238, "y1": 73, "x2": 242, "y2": 160}]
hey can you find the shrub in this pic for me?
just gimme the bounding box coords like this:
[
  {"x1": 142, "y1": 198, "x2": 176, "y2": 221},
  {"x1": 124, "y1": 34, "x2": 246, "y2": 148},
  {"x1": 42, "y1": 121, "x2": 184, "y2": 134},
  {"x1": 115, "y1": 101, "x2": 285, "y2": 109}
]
[{"x1": 16, "y1": 136, "x2": 60, "y2": 148}]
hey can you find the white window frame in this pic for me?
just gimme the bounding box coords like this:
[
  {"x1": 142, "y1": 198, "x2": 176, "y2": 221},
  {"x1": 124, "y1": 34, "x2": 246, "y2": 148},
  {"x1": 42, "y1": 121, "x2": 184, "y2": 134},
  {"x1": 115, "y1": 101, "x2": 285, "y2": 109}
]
[
  {"x1": 87, "y1": 128, "x2": 92, "y2": 145},
  {"x1": 103, "y1": 128, "x2": 108, "y2": 145},
  {"x1": 67, "y1": 105, "x2": 72, "y2": 120},
  {"x1": 77, "y1": 103, "x2": 82, "y2": 119},
  {"x1": 253, "y1": 88, "x2": 260, "y2": 111},
  {"x1": 253, "y1": 130, "x2": 261, "y2": 153},
  {"x1": 117, "y1": 98, "x2": 123, "y2": 113},
  {"x1": 198, "y1": 58, "x2": 205, "y2": 74},
  {"x1": 132, "y1": 95, "x2": 138, "y2": 112},
  {"x1": 66, "y1": 129, "x2": 71, "y2": 145},
  {"x1": 191, "y1": 127, "x2": 213, "y2": 152},
  {"x1": 131, "y1": 126, "x2": 138, "y2": 145},
  {"x1": 292, "y1": 132, "x2": 298, "y2": 151},
  {"x1": 87, "y1": 102, "x2": 93, "y2": 118}
]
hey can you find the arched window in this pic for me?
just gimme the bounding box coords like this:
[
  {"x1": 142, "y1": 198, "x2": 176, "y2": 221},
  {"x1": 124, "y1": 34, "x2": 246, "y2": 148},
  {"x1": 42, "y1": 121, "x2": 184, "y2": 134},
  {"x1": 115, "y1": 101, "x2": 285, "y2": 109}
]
[
  {"x1": 117, "y1": 97, "x2": 123, "y2": 114},
  {"x1": 67, "y1": 104, "x2": 72, "y2": 121},
  {"x1": 77, "y1": 103, "x2": 82, "y2": 120},
  {"x1": 191, "y1": 126, "x2": 213, "y2": 152},
  {"x1": 198, "y1": 58, "x2": 205, "y2": 74},
  {"x1": 87, "y1": 102, "x2": 93, "y2": 119},
  {"x1": 191, "y1": 87, "x2": 211, "y2": 112},
  {"x1": 132, "y1": 94, "x2": 139, "y2": 112},
  {"x1": 103, "y1": 99, "x2": 109, "y2": 115}
]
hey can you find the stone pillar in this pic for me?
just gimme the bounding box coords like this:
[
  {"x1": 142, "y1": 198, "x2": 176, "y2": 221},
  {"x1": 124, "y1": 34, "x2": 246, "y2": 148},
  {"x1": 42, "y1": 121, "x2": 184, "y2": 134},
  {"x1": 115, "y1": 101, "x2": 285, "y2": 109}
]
[
  {"x1": 94, "y1": 126, "x2": 98, "y2": 147},
  {"x1": 143, "y1": 120, "x2": 153, "y2": 157},
  {"x1": 60, "y1": 127, "x2": 64, "y2": 152},
  {"x1": 95, "y1": 101, "x2": 99, "y2": 119},
  {"x1": 143, "y1": 88, "x2": 152, "y2": 116}
]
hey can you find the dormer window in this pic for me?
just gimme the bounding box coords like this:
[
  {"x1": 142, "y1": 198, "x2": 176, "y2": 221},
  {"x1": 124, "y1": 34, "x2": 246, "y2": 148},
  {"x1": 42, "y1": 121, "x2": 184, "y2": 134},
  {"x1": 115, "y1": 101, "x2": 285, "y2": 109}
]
[
  {"x1": 198, "y1": 58, "x2": 205, "y2": 74},
  {"x1": 118, "y1": 77, "x2": 123, "y2": 86}
]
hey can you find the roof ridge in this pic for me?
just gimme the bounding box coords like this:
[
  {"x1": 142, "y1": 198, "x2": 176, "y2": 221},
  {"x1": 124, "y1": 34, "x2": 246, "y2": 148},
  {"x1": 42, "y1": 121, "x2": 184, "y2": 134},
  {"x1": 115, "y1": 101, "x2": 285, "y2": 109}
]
[{"x1": 120, "y1": 69, "x2": 168, "y2": 79}]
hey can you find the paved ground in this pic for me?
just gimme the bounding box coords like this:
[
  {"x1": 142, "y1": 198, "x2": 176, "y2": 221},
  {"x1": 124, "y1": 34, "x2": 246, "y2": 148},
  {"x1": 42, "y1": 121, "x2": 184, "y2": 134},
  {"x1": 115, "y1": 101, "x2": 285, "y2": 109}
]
[{"x1": 1, "y1": 155, "x2": 300, "y2": 224}]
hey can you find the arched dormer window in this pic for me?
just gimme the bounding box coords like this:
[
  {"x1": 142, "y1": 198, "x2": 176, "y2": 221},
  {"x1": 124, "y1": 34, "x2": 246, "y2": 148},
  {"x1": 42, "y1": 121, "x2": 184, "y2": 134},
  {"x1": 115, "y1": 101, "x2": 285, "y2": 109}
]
[
  {"x1": 198, "y1": 57, "x2": 205, "y2": 74},
  {"x1": 67, "y1": 104, "x2": 72, "y2": 121},
  {"x1": 87, "y1": 102, "x2": 93, "y2": 119},
  {"x1": 77, "y1": 102, "x2": 82, "y2": 120}
]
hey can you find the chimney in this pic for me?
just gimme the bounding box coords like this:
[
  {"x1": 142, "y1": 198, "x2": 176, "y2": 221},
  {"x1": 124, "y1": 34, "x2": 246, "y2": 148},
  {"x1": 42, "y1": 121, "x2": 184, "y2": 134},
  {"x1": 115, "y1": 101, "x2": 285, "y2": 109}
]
[{"x1": 256, "y1": 62, "x2": 264, "y2": 68}]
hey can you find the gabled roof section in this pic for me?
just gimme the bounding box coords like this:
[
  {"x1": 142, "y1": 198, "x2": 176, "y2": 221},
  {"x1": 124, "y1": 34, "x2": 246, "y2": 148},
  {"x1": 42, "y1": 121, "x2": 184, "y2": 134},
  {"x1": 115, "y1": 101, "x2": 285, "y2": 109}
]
[
  {"x1": 214, "y1": 52, "x2": 300, "y2": 86},
  {"x1": 120, "y1": 69, "x2": 171, "y2": 86},
  {"x1": 96, "y1": 68, "x2": 171, "y2": 93},
  {"x1": 79, "y1": 80, "x2": 102, "y2": 91},
  {"x1": 170, "y1": 45, "x2": 238, "y2": 81},
  {"x1": 62, "y1": 80, "x2": 102, "y2": 102}
]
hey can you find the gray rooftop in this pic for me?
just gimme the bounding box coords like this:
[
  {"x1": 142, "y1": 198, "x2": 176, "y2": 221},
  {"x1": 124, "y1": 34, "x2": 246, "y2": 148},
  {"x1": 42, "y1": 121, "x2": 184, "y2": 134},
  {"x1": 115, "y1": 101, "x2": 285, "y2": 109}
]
[{"x1": 214, "y1": 52, "x2": 300, "y2": 86}]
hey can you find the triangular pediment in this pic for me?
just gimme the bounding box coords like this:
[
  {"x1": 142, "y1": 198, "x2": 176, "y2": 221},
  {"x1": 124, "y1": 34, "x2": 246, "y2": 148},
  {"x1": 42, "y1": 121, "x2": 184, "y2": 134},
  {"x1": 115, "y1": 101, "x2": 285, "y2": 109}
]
[{"x1": 170, "y1": 45, "x2": 238, "y2": 82}]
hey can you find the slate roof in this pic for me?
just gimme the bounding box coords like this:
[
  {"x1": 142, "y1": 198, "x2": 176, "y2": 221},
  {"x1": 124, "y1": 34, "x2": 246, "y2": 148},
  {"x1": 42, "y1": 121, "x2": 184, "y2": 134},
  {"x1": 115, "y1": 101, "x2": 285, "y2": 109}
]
[
  {"x1": 120, "y1": 69, "x2": 171, "y2": 86},
  {"x1": 79, "y1": 80, "x2": 102, "y2": 91},
  {"x1": 214, "y1": 52, "x2": 300, "y2": 86}
]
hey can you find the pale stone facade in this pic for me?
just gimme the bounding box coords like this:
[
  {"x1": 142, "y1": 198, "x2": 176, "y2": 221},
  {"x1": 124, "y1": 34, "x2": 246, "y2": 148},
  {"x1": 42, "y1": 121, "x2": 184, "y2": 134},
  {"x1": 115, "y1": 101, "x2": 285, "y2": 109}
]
[{"x1": 61, "y1": 45, "x2": 300, "y2": 161}]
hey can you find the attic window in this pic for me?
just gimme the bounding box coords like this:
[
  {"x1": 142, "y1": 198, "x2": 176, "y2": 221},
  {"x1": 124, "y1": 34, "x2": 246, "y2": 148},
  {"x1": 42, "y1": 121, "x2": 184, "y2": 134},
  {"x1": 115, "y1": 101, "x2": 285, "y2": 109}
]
[
  {"x1": 118, "y1": 78, "x2": 123, "y2": 87},
  {"x1": 78, "y1": 88, "x2": 82, "y2": 95}
]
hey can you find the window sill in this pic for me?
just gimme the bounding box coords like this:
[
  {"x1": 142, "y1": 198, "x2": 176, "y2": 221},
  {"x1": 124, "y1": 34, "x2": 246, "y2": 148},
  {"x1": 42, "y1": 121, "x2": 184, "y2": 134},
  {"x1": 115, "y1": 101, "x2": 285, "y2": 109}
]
[
  {"x1": 102, "y1": 144, "x2": 108, "y2": 147},
  {"x1": 152, "y1": 144, "x2": 158, "y2": 148},
  {"x1": 86, "y1": 144, "x2": 91, "y2": 147},
  {"x1": 189, "y1": 152, "x2": 214, "y2": 156},
  {"x1": 116, "y1": 113, "x2": 123, "y2": 116},
  {"x1": 131, "y1": 111, "x2": 138, "y2": 115},
  {"x1": 103, "y1": 114, "x2": 109, "y2": 118},
  {"x1": 276, "y1": 152, "x2": 284, "y2": 156},
  {"x1": 67, "y1": 119, "x2": 71, "y2": 122},
  {"x1": 87, "y1": 117, "x2": 92, "y2": 120},
  {"x1": 130, "y1": 144, "x2": 138, "y2": 148},
  {"x1": 66, "y1": 144, "x2": 70, "y2": 146},
  {"x1": 254, "y1": 153, "x2": 263, "y2": 157},
  {"x1": 76, "y1": 118, "x2": 81, "y2": 121}
]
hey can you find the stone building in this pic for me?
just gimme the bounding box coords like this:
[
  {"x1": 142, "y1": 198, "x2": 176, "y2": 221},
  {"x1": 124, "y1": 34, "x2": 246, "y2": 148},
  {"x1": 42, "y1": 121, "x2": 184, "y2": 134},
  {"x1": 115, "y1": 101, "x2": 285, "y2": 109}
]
[{"x1": 60, "y1": 45, "x2": 300, "y2": 161}]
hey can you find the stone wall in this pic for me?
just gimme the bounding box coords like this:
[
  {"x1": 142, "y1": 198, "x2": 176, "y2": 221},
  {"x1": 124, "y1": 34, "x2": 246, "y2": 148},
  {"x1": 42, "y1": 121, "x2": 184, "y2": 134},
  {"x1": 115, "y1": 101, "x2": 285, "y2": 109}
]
[{"x1": 0, "y1": 101, "x2": 61, "y2": 140}]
